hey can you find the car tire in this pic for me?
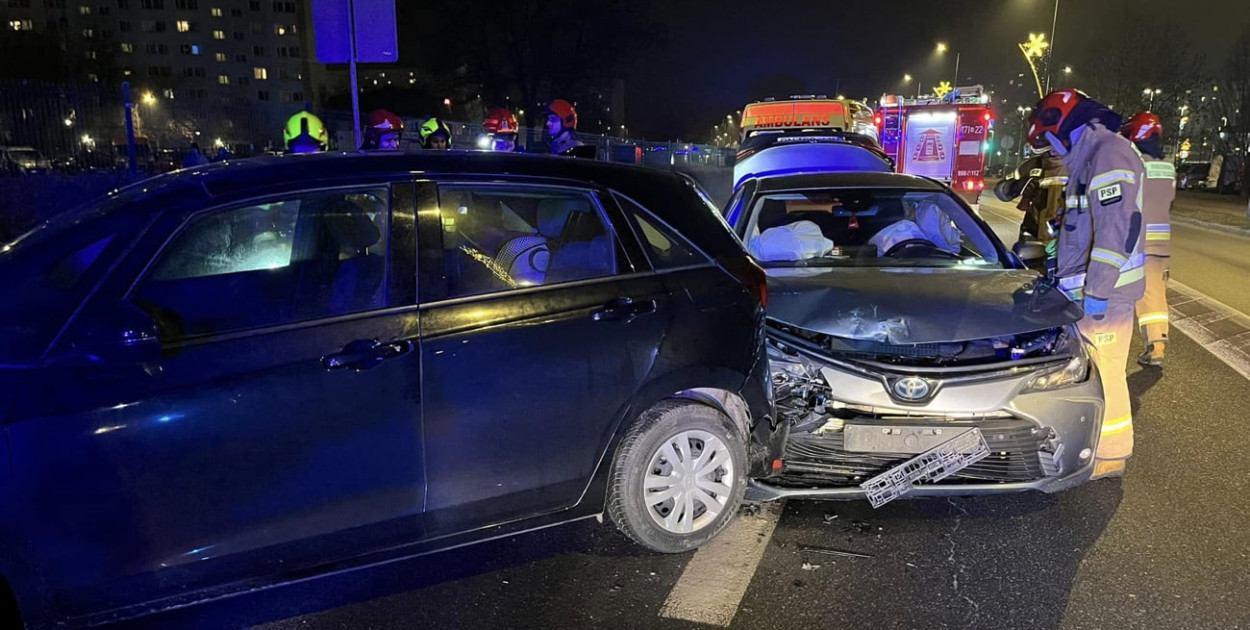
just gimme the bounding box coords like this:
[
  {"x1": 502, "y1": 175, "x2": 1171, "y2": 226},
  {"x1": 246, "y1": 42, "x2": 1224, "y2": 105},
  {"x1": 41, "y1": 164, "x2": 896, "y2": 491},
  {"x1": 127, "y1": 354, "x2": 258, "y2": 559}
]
[{"x1": 607, "y1": 399, "x2": 747, "y2": 553}]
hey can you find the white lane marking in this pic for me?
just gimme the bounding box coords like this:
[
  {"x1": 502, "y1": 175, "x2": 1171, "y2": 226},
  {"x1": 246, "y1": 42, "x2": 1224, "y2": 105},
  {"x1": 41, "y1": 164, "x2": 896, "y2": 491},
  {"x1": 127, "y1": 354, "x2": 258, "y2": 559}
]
[
  {"x1": 1168, "y1": 279, "x2": 1250, "y2": 380},
  {"x1": 659, "y1": 501, "x2": 783, "y2": 627}
]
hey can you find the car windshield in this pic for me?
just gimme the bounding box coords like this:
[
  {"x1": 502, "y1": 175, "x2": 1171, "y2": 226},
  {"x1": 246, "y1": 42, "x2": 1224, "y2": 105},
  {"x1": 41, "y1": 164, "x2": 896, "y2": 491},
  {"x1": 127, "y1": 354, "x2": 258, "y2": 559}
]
[{"x1": 739, "y1": 187, "x2": 1004, "y2": 268}]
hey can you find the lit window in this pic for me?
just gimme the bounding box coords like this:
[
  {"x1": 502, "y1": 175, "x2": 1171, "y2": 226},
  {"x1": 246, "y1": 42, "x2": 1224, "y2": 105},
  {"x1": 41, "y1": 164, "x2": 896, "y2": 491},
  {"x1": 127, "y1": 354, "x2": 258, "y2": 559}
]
[
  {"x1": 210, "y1": 6, "x2": 220, "y2": 16},
  {"x1": 218, "y1": 74, "x2": 229, "y2": 85},
  {"x1": 120, "y1": 42, "x2": 133, "y2": 53},
  {"x1": 190, "y1": 44, "x2": 199, "y2": 54},
  {"x1": 8, "y1": 19, "x2": 34, "y2": 31},
  {"x1": 79, "y1": 4, "x2": 91, "y2": 14},
  {"x1": 214, "y1": 52, "x2": 225, "y2": 62},
  {"x1": 212, "y1": 29, "x2": 224, "y2": 39},
  {"x1": 253, "y1": 67, "x2": 267, "y2": 80},
  {"x1": 176, "y1": 20, "x2": 190, "y2": 32},
  {"x1": 81, "y1": 27, "x2": 94, "y2": 38},
  {"x1": 87, "y1": 73, "x2": 99, "y2": 82},
  {"x1": 273, "y1": 24, "x2": 285, "y2": 35}
]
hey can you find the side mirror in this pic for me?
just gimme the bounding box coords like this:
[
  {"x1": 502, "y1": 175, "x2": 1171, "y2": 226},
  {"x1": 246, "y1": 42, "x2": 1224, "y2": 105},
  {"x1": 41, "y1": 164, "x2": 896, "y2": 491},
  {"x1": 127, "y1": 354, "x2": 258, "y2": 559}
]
[
  {"x1": 72, "y1": 302, "x2": 163, "y2": 365},
  {"x1": 1013, "y1": 240, "x2": 1047, "y2": 272}
]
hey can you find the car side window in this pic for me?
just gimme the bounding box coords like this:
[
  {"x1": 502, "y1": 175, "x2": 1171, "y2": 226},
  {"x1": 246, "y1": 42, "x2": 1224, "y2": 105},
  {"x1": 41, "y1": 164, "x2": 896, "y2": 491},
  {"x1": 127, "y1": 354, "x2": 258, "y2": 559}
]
[
  {"x1": 614, "y1": 194, "x2": 710, "y2": 270},
  {"x1": 131, "y1": 187, "x2": 389, "y2": 338},
  {"x1": 438, "y1": 185, "x2": 618, "y2": 299}
]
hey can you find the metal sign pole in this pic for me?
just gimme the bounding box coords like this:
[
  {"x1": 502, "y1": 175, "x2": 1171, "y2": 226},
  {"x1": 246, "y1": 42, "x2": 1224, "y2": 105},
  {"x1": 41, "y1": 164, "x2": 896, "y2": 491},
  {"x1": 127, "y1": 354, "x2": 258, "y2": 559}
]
[{"x1": 347, "y1": 0, "x2": 362, "y2": 150}]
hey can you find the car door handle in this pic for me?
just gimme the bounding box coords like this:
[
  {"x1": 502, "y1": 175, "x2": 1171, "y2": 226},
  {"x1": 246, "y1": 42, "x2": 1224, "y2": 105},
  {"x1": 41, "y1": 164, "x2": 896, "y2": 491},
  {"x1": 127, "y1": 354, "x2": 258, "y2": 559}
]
[
  {"x1": 592, "y1": 297, "x2": 658, "y2": 322},
  {"x1": 323, "y1": 339, "x2": 414, "y2": 371}
]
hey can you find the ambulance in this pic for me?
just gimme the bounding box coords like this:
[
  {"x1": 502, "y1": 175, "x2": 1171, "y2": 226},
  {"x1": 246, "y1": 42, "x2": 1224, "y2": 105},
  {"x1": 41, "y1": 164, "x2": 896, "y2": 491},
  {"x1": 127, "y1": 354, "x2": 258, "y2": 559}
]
[
  {"x1": 875, "y1": 85, "x2": 995, "y2": 206},
  {"x1": 733, "y1": 96, "x2": 891, "y2": 190}
]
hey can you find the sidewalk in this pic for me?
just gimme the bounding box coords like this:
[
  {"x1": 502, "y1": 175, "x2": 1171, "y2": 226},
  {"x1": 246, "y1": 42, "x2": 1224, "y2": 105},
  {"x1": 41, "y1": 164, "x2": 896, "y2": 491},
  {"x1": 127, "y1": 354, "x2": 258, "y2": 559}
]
[{"x1": 1172, "y1": 191, "x2": 1250, "y2": 231}]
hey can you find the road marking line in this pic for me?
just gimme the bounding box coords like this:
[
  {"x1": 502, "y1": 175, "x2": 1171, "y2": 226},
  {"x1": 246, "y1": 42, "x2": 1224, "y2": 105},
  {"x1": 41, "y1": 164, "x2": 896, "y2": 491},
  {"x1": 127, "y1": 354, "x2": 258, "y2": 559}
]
[
  {"x1": 1168, "y1": 279, "x2": 1250, "y2": 380},
  {"x1": 659, "y1": 501, "x2": 783, "y2": 627}
]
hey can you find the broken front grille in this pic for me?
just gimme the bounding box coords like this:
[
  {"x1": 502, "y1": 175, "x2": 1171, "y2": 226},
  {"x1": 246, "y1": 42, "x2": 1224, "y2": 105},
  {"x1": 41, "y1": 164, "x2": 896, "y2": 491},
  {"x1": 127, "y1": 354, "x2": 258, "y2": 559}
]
[{"x1": 777, "y1": 417, "x2": 1050, "y2": 487}]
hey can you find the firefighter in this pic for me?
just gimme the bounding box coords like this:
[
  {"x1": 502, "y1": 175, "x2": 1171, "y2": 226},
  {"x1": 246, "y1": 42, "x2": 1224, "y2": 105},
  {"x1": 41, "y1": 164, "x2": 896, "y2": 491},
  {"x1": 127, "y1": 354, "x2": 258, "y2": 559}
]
[
  {"x1": 543, "y1": 99, "x2": 584, "y2": 156},
  {"x1": 363, "y1": 109, "x2": 404, "y2": 151},
  {"x1": 284, "y1": 108, "x2": 329, "y2": 154},
  {"x1": 1028, "y1": 89, "x2": 1145, "y2": 479},
  {"x1": 994, "y1": 148, "x2": 1067, "y2": 243},
  {"x1": 481, "y1": 107, "x2": 521, "y2": 152},
  {"x1": 419, "y1": 117, "x2": 453, "y2": 150},
  {"x1": 1121, "y1": 112, "x2": 1175, "y2": 366}
]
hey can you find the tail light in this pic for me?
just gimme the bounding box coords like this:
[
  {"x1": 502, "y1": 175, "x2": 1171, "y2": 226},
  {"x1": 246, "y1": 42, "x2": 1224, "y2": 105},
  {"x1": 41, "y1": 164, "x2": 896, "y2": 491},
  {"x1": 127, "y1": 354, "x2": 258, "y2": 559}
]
[
  {"x1": 719, "y1": 255, "x2": 769, "y2": 307},
  {"x1": 962, "y1": 179, "x2": 984, "y2": 191}
]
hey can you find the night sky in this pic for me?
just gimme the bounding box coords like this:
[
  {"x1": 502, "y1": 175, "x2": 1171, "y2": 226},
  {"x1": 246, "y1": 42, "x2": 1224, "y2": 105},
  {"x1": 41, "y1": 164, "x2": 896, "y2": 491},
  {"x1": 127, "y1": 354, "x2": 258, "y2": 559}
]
[{"x1": 611, "y1": 0, "x2": 1248, "y2": 139}]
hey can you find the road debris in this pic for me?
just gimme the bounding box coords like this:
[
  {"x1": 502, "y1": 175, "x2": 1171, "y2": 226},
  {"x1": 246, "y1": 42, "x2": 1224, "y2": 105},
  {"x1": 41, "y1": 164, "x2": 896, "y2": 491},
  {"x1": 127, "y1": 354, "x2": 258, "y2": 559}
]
[
  {"x1": 801, "y1": 545, "x2": 873, "y2": 559},
  {"x1": 801, "y1": 561, "x2": 821, "y2": 571}
]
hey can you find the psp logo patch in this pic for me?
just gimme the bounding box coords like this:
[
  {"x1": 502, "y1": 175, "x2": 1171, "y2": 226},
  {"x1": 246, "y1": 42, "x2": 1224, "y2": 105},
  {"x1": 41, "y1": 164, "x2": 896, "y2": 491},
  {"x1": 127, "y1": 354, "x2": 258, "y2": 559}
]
[{"x1": 1096, "y1": 183, "x2": 1123, "y2": 206}]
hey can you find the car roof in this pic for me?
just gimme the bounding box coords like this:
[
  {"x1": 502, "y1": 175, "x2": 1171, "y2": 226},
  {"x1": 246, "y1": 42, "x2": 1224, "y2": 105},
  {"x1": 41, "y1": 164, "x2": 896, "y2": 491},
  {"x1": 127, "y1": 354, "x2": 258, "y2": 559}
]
[
  {"x1": 751, "y1": 171, "x2": 949, "y2": 192},
  {"x1": 173, "y1": 150, "x2": 689, "y2": 197}
]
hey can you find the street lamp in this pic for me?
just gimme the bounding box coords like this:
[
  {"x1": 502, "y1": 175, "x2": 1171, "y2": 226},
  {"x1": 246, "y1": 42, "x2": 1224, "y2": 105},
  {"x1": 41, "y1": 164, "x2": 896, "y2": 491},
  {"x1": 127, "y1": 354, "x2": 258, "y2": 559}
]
[
  {"x1": 1063, "y1": 66, "x2": 1072, "y2": 75},
  {"x1": 903, "y1": 73, "x2": 913, "y2": 83},
  {"x1": 936, "y1": 42, "x2": 961, "y2": 85},
  {"x1": 141, "y1": 91, "x2": 156, "y2": 105},
  {"x1": 1143, "y1": 88, "x2": 1161, "y2": 110}
]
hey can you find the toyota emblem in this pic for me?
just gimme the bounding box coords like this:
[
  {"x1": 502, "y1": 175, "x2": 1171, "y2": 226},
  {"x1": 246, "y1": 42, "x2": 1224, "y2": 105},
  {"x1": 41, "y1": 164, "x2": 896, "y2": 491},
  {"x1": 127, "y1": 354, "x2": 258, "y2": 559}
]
[{"x1": 892, "y1": 377, "x2": 932, "y2": 402}]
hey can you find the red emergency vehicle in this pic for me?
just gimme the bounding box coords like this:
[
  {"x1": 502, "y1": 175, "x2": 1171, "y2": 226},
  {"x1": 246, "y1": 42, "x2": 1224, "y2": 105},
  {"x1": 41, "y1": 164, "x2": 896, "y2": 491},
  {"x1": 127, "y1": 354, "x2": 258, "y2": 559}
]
[{"x1": 875, "y1": 85, "x2": 994, "y2": 205}]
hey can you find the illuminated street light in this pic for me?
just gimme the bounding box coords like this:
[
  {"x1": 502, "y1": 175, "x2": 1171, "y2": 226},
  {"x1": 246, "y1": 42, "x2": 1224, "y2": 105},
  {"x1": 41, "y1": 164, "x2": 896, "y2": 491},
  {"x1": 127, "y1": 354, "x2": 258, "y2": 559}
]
[
  {"x1": 1143, "y1": 88, "x2": 1161, "y2": 110},
  {"x1": 1063, "y1": 66, "x2": 1072, "y2": 75},
  {"x1": 141, "y1": 91, "x2": 156, "y2": 105},
  {"x1": 903, "y1": 74, "x2": 913, "y2": 83},
  {"x1": 936, "y1": 42, "x2": 948, "y2": 54}
]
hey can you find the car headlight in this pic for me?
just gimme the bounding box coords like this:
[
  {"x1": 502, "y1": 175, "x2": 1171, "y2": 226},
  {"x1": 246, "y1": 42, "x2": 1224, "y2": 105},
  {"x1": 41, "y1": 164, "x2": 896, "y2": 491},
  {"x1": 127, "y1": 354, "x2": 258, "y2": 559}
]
[{"x1": 1021, "y1": 326, "x2": 1090, "y2": 393}]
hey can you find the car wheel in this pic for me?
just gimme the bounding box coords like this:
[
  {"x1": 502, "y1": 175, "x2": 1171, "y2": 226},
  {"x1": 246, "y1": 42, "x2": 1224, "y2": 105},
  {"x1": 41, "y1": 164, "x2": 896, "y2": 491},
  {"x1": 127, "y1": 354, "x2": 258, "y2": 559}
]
[{"x1": 607, "y1": 400, "x2": 747, "y2": 553}]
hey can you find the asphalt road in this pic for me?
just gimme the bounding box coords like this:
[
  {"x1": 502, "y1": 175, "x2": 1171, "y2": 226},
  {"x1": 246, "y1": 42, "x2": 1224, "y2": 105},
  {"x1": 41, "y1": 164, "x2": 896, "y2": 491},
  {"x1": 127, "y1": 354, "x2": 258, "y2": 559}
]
[{"x1": 120, "y1": 199, "x2": 1250, "y2": 630}]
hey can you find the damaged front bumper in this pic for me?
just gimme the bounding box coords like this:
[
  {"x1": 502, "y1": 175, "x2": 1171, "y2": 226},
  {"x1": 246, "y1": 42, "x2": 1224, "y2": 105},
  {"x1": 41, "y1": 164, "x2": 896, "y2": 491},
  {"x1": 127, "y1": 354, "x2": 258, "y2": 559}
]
[{"x1": 748, "y1": 327, "x2": 1104, "y2": 503}]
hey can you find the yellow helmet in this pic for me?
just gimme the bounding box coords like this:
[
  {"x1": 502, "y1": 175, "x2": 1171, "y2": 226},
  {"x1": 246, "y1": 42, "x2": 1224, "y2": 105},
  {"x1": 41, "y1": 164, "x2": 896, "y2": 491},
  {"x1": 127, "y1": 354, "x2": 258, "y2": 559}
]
[
  {"x1": 284, "y1": 109, "x2": 328, "y2": 152},
  {"x1": 419, "y1": 117, "x2": 452, "y2": 148}
]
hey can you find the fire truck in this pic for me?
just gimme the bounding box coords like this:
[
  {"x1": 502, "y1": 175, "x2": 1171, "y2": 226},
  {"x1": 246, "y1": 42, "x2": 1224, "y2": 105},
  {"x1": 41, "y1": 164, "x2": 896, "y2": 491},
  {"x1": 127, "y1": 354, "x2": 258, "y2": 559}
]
[{"x1": 875, "y1": 85, "x2": 995, "y2": 206}]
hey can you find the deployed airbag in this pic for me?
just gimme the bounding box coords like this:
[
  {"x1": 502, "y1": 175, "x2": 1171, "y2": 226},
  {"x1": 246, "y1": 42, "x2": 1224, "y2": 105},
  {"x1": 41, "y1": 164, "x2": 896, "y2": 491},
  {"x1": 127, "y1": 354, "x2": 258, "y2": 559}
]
[{"x1": 749, "y1": 221, "x2": 834, "y2": 262}]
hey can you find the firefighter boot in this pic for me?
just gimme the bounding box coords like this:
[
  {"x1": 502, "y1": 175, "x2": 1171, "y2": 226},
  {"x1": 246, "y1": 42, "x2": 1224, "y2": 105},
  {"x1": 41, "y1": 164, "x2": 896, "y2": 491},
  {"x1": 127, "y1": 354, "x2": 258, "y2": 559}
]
[{"x1": 1138, "y1": 342, "x2": 1166, "y2": 367}]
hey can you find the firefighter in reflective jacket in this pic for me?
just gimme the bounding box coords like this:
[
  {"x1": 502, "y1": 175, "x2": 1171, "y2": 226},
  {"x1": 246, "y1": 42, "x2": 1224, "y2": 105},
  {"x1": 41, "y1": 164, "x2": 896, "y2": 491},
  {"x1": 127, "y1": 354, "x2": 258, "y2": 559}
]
[
  {"x1": 994, "y1": 150, "x2": 1068, "y2": 243},
  {"x1": 1028, "y1": 90, "x2": 1145, "y2": 479},
  {"x1": 1121, "y1": 112, "x2": 1175, "y2": 366}
]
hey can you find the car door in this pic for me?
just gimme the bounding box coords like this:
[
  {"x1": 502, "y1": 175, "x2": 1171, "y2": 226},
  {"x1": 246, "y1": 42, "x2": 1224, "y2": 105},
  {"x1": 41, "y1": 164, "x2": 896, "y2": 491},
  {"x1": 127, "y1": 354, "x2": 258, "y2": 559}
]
[
  {"x1": 7, "y1": 181, "x2": 427, "y2": 619},
  {"x1": 416, "y1": 179, "x2": 672, "y2": 534}
]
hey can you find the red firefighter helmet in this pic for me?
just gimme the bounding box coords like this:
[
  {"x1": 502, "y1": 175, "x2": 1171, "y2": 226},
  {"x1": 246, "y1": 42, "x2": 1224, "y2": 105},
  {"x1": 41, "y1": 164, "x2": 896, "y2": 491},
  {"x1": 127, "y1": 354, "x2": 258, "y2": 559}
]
[
  {"x1": 543, "y1": 99, "x2": 578, "y2": 131},
  {"x1": 364, "y1": 109, "x2": 404, "y2": 148},
  {"x1": 483, "y1": 107, "x2": 519, "y2": 135},
  {"x1": 1122, "y1": 111, "x2": 1163, "y2": 142},
  {"x1": 1027, "y1": 89, "x2": 1087, "y2": 149}
]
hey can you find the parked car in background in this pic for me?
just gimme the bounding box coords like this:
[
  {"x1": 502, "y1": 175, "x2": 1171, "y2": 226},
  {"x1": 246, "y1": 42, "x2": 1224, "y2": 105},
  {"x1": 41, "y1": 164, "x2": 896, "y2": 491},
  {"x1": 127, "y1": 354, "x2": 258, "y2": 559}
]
[
  {"x1": 724, "y1": 171, "x2": 1102, "y2": 502},
  {"x1": 0, "y1": 146, "x2": 51, "y2": 175},
  {"x1": 0, "y1": 151, "x2": 777, "y2": 629},
  {"x1": 1177, "y1": 162, "x2": 1211, "y2": 190}
]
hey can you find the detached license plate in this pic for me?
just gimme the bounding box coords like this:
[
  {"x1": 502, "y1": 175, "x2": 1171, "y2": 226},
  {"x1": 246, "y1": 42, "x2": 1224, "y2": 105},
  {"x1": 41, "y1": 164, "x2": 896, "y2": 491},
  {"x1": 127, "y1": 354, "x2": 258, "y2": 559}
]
[{"x1": 843, "y1": 424, "x2": 980, "y2": 454}]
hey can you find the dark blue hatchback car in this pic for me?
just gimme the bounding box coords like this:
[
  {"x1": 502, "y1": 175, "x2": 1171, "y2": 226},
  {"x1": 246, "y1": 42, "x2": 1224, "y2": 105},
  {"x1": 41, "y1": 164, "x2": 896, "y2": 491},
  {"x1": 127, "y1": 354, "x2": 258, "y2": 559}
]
[{"x1": 0, "y1": 151, "x2": 776, "y2": 629}]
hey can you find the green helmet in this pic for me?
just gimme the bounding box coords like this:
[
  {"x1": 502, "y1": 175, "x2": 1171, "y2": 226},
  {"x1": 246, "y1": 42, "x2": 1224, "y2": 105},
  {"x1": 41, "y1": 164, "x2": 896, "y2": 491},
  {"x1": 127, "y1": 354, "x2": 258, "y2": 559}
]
[
  {"x1": 419, "y1": 117, "x2": 452, "y2": 148},
  {"x1": 284, "y1": 109, "x2": 328, "y2": 152}
]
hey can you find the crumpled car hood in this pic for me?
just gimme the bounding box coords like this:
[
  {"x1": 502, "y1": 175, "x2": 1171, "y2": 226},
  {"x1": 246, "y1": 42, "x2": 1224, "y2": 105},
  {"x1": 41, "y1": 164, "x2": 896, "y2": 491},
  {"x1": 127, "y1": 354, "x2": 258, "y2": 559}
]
[{"x1": 764, "y1": 267, "x2": 1082, "y2": 344}]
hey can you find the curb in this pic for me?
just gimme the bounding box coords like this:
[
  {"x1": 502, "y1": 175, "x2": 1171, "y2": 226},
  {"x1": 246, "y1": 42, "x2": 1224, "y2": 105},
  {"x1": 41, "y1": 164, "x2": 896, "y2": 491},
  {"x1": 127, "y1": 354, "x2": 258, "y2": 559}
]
[{"x1": 1171, "y1": 214, "x2": 1250, "y2": 238}]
